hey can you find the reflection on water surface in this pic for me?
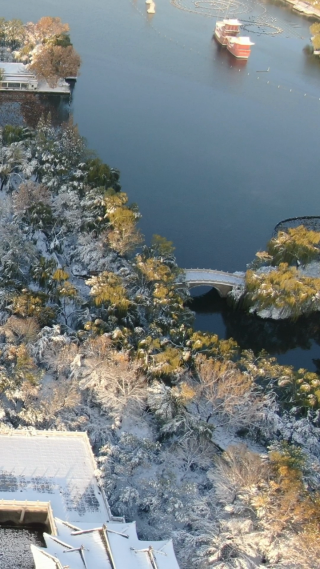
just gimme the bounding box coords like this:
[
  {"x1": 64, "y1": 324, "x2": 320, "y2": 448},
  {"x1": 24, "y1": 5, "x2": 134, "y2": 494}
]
[{"x1": 191, "y1": 288, "x2": 320, "y2": 371}]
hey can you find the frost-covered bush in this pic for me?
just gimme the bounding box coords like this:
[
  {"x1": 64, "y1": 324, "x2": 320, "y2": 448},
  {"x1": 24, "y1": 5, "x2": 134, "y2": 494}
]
[{"x1": 98, "y1": 429, "x2": 218, "y2": 567}]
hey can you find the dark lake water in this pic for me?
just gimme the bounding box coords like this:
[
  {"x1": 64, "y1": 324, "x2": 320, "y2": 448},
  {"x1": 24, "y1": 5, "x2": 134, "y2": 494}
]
[
  {"x1": 1, "y1": 0, "x2": 320, "y2": 370},
  {"x1": 190, "y1": 287, "x2": 320, "y2": 371}
]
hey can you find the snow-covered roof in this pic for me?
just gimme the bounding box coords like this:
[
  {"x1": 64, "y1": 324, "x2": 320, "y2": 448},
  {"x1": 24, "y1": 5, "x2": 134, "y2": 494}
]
[
  {"x1": 0, "y1": 62, "x2": 32, "y2": 73},
  {"x1": 31, "y1": 547, "x2": 63, "y2": 569},
  {"x1": 0, "y1": 430, "x2": 181, "y2": 568},
  {"x1": 229, "y1": 36, "x2": 255, "y2": 45},
  {"x1": 222, "y1": 19, "x2": 241, "y2": 25},
  {"x1": 32, "y1": 518, "x2": 180, "y2": 569},
  {"x1": 0, "y1": 62, "x2": 36, "y2": 80},
  {"x1": 0, "y1": 61, "x2": 70, "y2": 93},
  {"x1": 0, "y1": 430, "x2": 111, "y2": 524},
  {"x1": 215, "y1": 19, "x2": 241, "y2": 30}
]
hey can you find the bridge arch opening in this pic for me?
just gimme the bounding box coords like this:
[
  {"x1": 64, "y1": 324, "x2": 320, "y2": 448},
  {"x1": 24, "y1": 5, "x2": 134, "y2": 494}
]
[
  {"x1": 189, "y1": 284, "x2": 226, "y2": 298},
  {"x1": 187, "y1": 283, "x2": 234, "y2": 298}
]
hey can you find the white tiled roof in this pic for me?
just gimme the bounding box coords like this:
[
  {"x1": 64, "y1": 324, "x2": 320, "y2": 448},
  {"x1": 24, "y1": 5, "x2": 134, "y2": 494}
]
[
  {"x1": 228, "y1": 36, "x2": 255, "y2": 45},
  {"x1": 32, "y1": 518, "x2": 180, "y2": 569},
  {"x1": 0, "y1": 62, "x2": 36, "y2": 79},
  {"x1": 0, "y1": 430, "x2": 181, "y2": 568},
  {"x1": 0, "y1": 61, "x2": 70, "y2": 93},
  {"x1": 222, "y1": 18, "x2": 241, "y2": 25},
  {"x1": 0, "y1": 430, "x2": 111, "y2": 524}
]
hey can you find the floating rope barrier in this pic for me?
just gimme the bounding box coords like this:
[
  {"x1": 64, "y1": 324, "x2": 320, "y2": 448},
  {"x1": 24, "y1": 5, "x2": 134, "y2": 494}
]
[
  {"x1": 171, "y1": 0, "x2": 252, "y2": 17},
  {"x1": 128, "y1": 0, "x2": 320, "y2": 105},
  {"x1": 171, "y1": 0, "x2": 285, "y2": 35},
  {"x1": 170, "y1": 0, "x2": 309, "y2": 37}
]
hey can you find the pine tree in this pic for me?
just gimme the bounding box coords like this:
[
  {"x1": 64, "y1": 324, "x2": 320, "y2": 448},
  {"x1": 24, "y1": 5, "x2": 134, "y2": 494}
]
[
  {"x1": 267, "y1": 225, "x2": 320, "y2": 266},
  {"x1": 86, "y1": 271, "x2": 131, "y2": 315}
]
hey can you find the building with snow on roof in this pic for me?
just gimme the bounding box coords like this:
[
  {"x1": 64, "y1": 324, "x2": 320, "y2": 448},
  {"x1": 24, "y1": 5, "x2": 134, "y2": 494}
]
[
  {"x1": 0, "y1": 62, "x2": 70, "y2": 94},
  {"x1": 0, "y1": 429, "x2": 180, "y2": 568}
]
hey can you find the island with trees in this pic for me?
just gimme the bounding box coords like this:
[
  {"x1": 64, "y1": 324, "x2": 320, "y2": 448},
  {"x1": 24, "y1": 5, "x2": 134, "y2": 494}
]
[{"x1": 232, "y1": 223, "x2": 320, "y2": 322}]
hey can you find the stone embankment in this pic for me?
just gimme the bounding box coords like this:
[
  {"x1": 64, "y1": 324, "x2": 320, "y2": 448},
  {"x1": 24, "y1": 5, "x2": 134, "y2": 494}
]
[{"x1": 281, "y1": 0, "x2": 320, "y2": 19}]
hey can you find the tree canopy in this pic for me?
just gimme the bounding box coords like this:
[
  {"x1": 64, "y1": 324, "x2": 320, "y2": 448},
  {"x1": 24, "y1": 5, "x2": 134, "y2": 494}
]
[
  {"x1": 30, "y1": 44, "x2": 81, "y2": 87},
  {"x1": 0, "y1": 16, "x2": 81, "y2": 86},
  {"x1": 310, "y1": 22, "x2": 320, "y2": 51},
  {"x1": 267, "y1": 225, "x2": 320, "y2": 265},
  {"x1": 245, "y1": 226, "x2": 320, "y2": 319}
]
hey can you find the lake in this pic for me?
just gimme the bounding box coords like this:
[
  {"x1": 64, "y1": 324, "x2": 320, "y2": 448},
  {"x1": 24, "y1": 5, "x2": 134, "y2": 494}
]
[{"x1": 1, "y1": 0, "x2": 320, "y2": 369}]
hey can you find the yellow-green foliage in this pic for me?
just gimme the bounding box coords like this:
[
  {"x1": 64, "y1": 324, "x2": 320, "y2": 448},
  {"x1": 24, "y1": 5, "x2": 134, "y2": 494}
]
[
  {"x1": 187, "y1": 331, "x2": 238, "y2": 360},
  {"x1": 136, "y1": 336, "x2": 185, "y2": 377},
  {"x1": 294, "y1": 368, "x2": 320, "y2": 408},
  {"x1": 52, "y1": 268, "x2": 69, "y2": 281},
  {"x1": 250, "y1": 250, "x2": 273, "y2": 270},
  {"x1": 269, "y1": 442, "x2": 305, "y2": 482},
  {"x1": 0, "y1": 343, "x2": 42, "y2": 388},
  {"x1": 246, "y1": 263, "x2": 320, "y2": 318},
  {"x1": 151, "y1": 234, "x2": 175, "y2": 258},
  {"x1": 267, "y1": 226, "x2": 320, "y2": 266},
  {"x1": 102, "y1": 188, "x2": 128, "y2": 211},
  {"x1": 134, "y1": 241, "x2": 185, "y2": 331},
  {"x1": 85, "y1": 188, "x2": 142, "y2": 255},
  {"x1": 102, "y1": 190, "x2": 142, "y2": 256},
  {"x1": 152, "y1": 282, "x2": 183, "y2": 309},
  {"x1": 15, "y1": 343, "x2": 42, "y2": 385},
  {"x1": 310, "y1": 22, "x2": 320, "y2": 51},
  {"x1": 171, "y1": 381, "x2": 196, "y2": 405},
  {"x1": 150, "y1": 346, "x2": 184, "y2": 377},
  {"x1": 136, "y1": 255, "x2": 173, "y2": 283},
  {"x1": 86, "y1": 271, "x2": 130, "y2": 313},
  {"x1": 240, "y1": 350, "x2": 320, "y2": 410},
  {"x1": 11, "y1": 290, "x2": 56, "y2": 326},
  {"x1": 56, "y1": 280, "x2": 78, "y2": 299},
  {"x1": 107, "y1": 207, "x2": 142, "y2": 255}
]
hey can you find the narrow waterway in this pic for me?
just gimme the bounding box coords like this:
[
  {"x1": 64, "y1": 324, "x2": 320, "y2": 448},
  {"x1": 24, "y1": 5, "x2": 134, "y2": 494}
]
[
  {"x1": 191, "y1": 288, "x2": 320, "y2": 371},
  {"x1": 1, "y1": 0, "x2": 320, "y2": 370}
]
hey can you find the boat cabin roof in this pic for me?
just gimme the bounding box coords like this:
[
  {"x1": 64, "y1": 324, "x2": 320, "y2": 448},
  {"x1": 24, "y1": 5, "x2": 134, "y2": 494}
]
[
  {"x1": 229, "y1": 36, "x2": 255, "y2": 45},
  {"x1": 222, "y1": 19, "x2": 241, "y2": 25}
]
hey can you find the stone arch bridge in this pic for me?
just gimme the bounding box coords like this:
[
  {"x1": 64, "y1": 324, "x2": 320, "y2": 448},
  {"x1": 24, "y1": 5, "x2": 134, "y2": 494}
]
[{"x1": 183, "y1": 269, "x2": 245, "y2": 298}]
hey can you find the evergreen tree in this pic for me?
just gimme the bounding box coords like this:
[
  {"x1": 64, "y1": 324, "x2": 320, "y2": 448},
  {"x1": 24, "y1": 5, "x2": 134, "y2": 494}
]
[{"x1": 267, "y1": 225, "x2": 320, "y2": 266}]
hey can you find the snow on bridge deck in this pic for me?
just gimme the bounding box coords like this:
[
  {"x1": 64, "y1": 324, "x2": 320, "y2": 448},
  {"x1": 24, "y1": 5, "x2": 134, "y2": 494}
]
[{"x1": 183, "y1": 269, "x2": 245, "y2": 297}]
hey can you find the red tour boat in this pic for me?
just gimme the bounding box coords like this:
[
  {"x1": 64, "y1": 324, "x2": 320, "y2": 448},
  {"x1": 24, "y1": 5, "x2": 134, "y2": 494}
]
[
  {"x1": 214, "y1": 19, "x2": 241, "y2": 46},
  {"x1": 226, "y1": 36, "x2": 255, "y2": 59}
]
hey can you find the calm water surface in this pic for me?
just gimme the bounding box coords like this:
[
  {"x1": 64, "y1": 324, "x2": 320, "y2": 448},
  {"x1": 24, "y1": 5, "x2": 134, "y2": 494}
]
[{"x1": 2, "y1": 0, "x2": 320, "y2": 369}]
